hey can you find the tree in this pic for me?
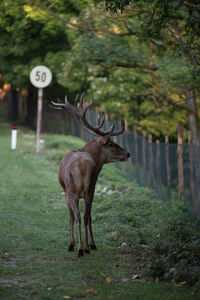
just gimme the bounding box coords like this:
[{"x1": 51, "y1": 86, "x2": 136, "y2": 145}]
[
  {"x1": 105, "y1": 0, "x2": 200, "y2": 145},
  {"x1": 47, "y1": 2, "x2": 193, "y2": 141},
  {"x1": 1, "y1": 0, "x2": 199, "y2": 144},
  {"x1": 0, "y1": 0, "x2": 75, "y2": 125}
]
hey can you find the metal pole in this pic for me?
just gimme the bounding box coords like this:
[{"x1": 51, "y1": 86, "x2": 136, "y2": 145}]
[{"x1": 36, "y1": 88, "x2": 43, "y2": 153}]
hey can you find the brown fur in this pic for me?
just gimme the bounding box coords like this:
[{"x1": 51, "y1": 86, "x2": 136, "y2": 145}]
[{"x1": 58, "y1": 135, "x2": 130, "y2": 257}]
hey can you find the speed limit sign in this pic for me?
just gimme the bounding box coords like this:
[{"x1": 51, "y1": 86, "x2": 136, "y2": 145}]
[
  {"x1": 30, "y1": 65, "x2": 52, "y2": 88},
  {"x1": 30, "y1": 65, "x2": 52, "y2": 153}
]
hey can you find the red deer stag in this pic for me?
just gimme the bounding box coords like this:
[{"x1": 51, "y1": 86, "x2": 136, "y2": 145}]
[{"x1": 51, "y1": 94, "x2": 130, "y2": 257}]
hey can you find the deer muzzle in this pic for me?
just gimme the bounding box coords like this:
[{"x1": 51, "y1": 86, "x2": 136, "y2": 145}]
[{"x1": 120, "y1": 151, "x2": 131, "y2": 162}]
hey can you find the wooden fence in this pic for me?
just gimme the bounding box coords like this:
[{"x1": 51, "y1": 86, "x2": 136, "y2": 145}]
[
  {"x1": 42, "y1": 105, "x2": 200, "y2": 221},
  {"x1": 1, "y1": 97, "x2": 199, "y2": 222}
]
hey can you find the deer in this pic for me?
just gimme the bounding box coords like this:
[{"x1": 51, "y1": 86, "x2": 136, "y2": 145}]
[{"x1": 51, "y1": 93, "x2": 130, "y2": 257}]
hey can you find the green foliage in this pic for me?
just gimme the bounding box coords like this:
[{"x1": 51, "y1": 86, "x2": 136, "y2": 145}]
[
  {"x1": 157, "y1": 55, "x2": 195, "y2": 87},
  {"x1": 105, "y1": 0, "x2": 200, "y2": 78},
  {"x1": 0, "y1": 0, "x2": 73, "y2": 88},
  {"x1": 0, "y1": 0, "x2": 200, "y2": 141},
  {"x1": 54, "y1": 2, "x2": 197, "y2": 140},
  {"x1": 145, "y1": 217, "x2": 200, "y2": 286},
  {"x1": 105, "y1": 0, "x2": 131, "y2": 12},
  {"x1": 94, "y1": 174, "x2": 200, "y2": 288}
]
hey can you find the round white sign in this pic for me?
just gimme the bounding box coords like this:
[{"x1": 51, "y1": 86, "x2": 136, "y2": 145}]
[{"x1": 30, "y1": 65, "x2": 52, "y2": 88}]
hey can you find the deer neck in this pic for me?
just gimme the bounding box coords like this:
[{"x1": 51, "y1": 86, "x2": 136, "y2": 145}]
[{"x1": 81, "y1": 141, "x2": 105, "y2": 171}]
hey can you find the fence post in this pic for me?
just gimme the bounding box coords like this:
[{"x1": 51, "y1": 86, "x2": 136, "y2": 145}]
[
  {"x1": 156, "y1": 139, "x2": 162, "y2": 199},
  {"x1": 165, "y1": 135, "x2": 171, "y2": 201},
  {"x1": 86, "y1": 107, "x2": 93, "y2": 142},
  {"x1": 142, "y1": 131, "x2": 147, "y2": 186},
  {"x1": 69, "y1": 114, "x2": 74, "y2": 136},
  {"x1": 148, "y1": 134, "x2": 154, "y2": 189},
  {"x1": 125, "y1": 120, "x2": 133, "y2": 180},
  {"x1": 177, "y1": 123, "x2": 184, "y2": 202},
  {"x1": 134, "y1": 125, "x2": 140, "y2": 184},
  {"x1": 119, "y1": 125, "x2": 125, "y2": 172},
  {"x1": 188, "y1": 131, "x2": 197, "y2": 220},
  {"x1": 105, "y1": 112, "x2": 109, "y2": 131}
]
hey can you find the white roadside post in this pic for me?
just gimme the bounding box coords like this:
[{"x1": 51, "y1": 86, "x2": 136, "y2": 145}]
[
  {"x1": 11, "y1": 124, "x2": 17, "y2": 150},
  {"x1": 29, "y1": 65, "x2": 52, "y2": 153}
]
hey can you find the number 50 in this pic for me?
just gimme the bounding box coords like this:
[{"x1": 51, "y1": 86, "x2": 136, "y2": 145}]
[{"x1": 36, "y1": 71, "x2": 47, "y2": 82}]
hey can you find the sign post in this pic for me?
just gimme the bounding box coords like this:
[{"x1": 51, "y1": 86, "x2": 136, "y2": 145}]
[{"x1": 29, "y1": 65, "x2": 52, "y2": 153}]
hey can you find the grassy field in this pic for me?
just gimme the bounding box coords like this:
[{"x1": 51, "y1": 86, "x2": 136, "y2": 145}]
[{"x1": 0, "y1": 122, "x2": 199, "y2": 300}]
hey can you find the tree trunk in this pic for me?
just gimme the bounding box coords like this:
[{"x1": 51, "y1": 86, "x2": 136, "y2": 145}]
[
  {"x1": 185, "y1": 88, "x2": 200, "y2": 147},
  {"x1": 186, "y1": 87, "x2": 200, "y2": 220},
  {"x1": 24, "y1": 86, "x2": 37, "y2": 129},
  {"x1": 10, "y1": 89, "x2": 18, "y2": 125}
]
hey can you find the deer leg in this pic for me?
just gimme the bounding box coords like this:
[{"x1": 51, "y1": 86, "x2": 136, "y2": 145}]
[
  {"x1": 72, "y1": 197, "x2": 84, "y2": 257},
  {"x1": 84, "y1": 195, "x2": 97, "y2": 251},
  {"x1": 88, "y1": 210, "x2": 97, "y2": 250},
  {"x1": 68, "y1": 207, "x2": 75, "y2": 252},
  {"x1": 83, "y1": 200, "x2": 91, "y2": 254},
  {"x1": 66, "y1": 195, "x2": 75, "y2": 252}
]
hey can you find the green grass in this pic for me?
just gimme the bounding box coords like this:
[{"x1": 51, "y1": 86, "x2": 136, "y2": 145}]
[{"x1": 0, "y1": 122, "x2": 199, "y2": 300}]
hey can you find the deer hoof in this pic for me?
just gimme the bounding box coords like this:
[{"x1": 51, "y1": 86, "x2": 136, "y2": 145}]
[
  {"x1": 68, "y1": 245, "x2": 74, "y2": 252},
  {"x1": 78, "y1": 249, "x2": 84, "y2": 257},
  {"x1": 90, "y1": 244, "x2": 97, "y2": 250}
]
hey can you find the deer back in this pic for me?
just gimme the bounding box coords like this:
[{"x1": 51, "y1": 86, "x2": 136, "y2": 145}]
[{"x1": 58, "y1": 150, "x2": 98, "y2": 198}]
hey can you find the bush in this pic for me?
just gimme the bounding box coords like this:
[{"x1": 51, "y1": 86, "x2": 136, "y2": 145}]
[{"x1": 94, "y1": 169, "x2": 200, "y2": 289}]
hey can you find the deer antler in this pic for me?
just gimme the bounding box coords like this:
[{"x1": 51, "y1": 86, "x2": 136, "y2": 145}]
[{"x1": 51, "y1": 93, "x2": 125, "y2": 137}]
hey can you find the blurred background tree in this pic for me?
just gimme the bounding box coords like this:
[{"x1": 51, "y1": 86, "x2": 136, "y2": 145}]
[
  {"x1": 0, "y1": 0, "x2": 199, "y2": 143},
  {"x1": 104, "y1": 0, "x2": 200, "y2": 144}
]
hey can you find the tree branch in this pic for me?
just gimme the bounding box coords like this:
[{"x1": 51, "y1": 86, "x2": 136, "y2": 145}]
[
  {"x1": 88, "y1": 57, "x2": 158, "y2": 71},
  {"x1": 33, "y1": 1, "x2": 136, "y2": 37}
]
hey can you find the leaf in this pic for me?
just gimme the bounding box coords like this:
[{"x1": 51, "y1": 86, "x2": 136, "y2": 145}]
[
  {"x1": 86, "y1": 288, "x2": 96, "y2": 294},
  {"x1": 121, "y1": 242, "x2": 127, "y2": 247},
  {"x1": 105, "y1": 277, "x2": 112, "y2": 283},
  {"x1": 122, "y1": 278, "x2": 129, "y2": 282},
  {"x1": 132, "y1": 274, "x2": 141, "y2": 280},
  {"x1": 63, "y1": 296, "x2": 71, "y2": 299},
  {"x1": 113, "y1": 291, "x2": 122, "y2": 295},
  {"x1": 177, "y1": 281, "x2": 187, "y2": 286},
  {"x1": 23, "y1": 5, "x2": 33, "y2": 13},
  {"x1": 111, "y1": 231, "x2": 117, "y2": 236}
]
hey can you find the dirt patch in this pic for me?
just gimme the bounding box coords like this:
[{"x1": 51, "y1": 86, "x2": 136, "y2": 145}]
[
  {"x1": 1, "y1": 256, "x2": 21, "y2": 268},
  {"x1": 0, "y1": 277, "x2": 37, "y2": 288}
]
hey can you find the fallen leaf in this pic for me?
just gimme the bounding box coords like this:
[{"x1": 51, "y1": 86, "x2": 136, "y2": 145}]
[
  {"x1": 132, "y1": 274, "x2": 141, "y2": 280},
  {"x1": 169, "y1": 268, "x2": 176, "y2": 273},
  {"x1": 111, "y1": 231, "x2": 117, "y2": 236},
  {"x1": 86, "y1": 288, "x2": 96, "y2": 293},
  {"x1": 121, "y1": 242, "x2": 127, "y2": 247},
  {"x1": 177, "y1": 281, "x2": 187, "y2": 286},
  {"x1": 113, "y1": 291, "x2": 122, "y2": 295},
  {"x1": 163, "y1": 272, "x2": 170, "y2": 279},
  {"x1": 63, "y1": 296, "x2": 71, "y2": 299},
  {"x1": 105, "y1": 277, "x2": 112, "y2": 284},
  {"x1": 122, "y1": 278, "x2": 129, "y2": 282}
]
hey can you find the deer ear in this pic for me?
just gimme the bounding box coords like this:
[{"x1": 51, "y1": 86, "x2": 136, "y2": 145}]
[{"x1": 97, "y1": 136, "x2": 109, "y2": 145}]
